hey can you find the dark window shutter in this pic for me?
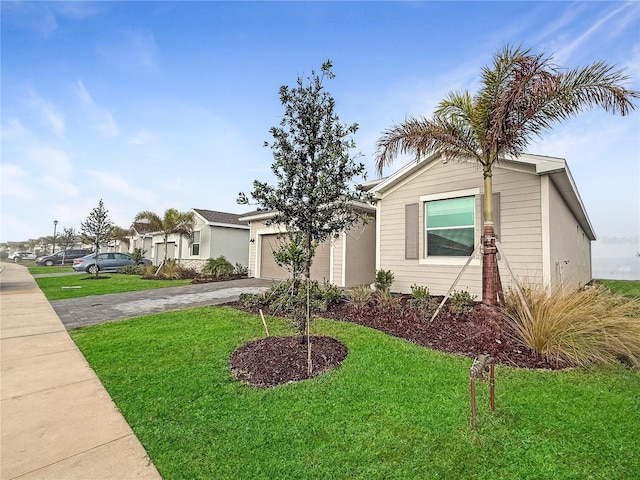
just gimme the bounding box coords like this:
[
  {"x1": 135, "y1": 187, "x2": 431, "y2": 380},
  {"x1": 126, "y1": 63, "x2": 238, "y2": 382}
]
[{"x1": 405, "y1": 203, "x2": 419, "y2": 259}]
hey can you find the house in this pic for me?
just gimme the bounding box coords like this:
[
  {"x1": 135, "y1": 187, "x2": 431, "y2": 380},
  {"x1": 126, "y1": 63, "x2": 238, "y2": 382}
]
[
  {"x1": 128, "y1": 209, "x2": 250, "y2": 270},
  {"x1": 239, "y1": 204, "x2": 376, "y2": 288},
  {"x1": 368, "y1": 153, "x2": 594, "y2": 297}
]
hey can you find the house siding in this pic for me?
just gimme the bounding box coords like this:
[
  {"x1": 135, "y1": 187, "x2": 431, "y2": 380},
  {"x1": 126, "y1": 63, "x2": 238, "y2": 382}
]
[
  {"x1": 545, "y1": 177, "x2": 592, "y2": 289},
  {"x1": 377, "y1": 159, "x2": 544, "y2": 296}
]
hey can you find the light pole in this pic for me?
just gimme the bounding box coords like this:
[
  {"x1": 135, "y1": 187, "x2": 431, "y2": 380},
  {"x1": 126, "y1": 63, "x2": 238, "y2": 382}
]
[{"x1": 53, "y1": 220, "x2": 58, "y2": 254}]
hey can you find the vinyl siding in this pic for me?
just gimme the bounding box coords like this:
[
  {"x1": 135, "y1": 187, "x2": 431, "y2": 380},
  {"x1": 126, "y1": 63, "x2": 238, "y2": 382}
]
[
  {"x1": 546, "y1": 177, "x2": 592, "y2": 288},
  {"x1": 378, "y1": 159, "x2": 543, "y2": 296}
]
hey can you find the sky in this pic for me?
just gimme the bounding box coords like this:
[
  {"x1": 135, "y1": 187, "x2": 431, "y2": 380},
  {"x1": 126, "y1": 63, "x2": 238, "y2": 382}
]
[{"x1": 1, "y1": 1, "x2": 639, "y2": 279}]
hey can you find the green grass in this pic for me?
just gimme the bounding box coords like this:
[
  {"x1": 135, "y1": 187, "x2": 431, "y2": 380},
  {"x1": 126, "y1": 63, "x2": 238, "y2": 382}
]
[
  {"x1": 598, "y1": 279, "x2": 640, "y2": 298},
  {"x1": 71, "y1": 307, "x2": 640, "y2": 480},
  {"x1": 35, "y1": 274, "x2": 191, "y2": 300},
  {"x1": 29, "y1": 265, "x2": 76, "y2": 274}
]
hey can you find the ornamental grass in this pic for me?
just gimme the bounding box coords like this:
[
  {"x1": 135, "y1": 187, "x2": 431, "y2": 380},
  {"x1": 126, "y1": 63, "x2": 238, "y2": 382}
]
[{"x1": 502, "y1": 283, "x2": 640, "y2": 368}]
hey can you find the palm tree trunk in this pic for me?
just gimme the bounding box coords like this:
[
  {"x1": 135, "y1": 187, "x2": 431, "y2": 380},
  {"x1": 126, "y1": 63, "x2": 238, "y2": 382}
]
[{"x1": 482, "y1": 167, "x2": 499, "y2": 306}]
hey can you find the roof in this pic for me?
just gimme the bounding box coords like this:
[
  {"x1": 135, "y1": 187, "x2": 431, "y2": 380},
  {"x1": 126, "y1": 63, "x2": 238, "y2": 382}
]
[
  {"x1": 130, "y1": 222, "x2": 155, "y2": 235},
  {"x1": 370, "y1": 152, "x2": 596, "y2": 241},
  {"x1": 191, "y1": 209, "x2": 250, "y2": 229},
  {"x1": 238, "y1": 201, "x2": 376, "y2": 223}
]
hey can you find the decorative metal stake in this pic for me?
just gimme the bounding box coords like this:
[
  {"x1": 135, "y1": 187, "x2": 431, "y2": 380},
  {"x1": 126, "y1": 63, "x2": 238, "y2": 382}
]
[{"x1": 470, "y1": 354, "x2": 495, "y2": 431}]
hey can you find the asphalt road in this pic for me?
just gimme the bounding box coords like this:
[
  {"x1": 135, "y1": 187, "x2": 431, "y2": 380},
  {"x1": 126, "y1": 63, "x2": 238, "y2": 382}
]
[{"x1": 49, "y1": 277, "x2": 273, "y2": 330}]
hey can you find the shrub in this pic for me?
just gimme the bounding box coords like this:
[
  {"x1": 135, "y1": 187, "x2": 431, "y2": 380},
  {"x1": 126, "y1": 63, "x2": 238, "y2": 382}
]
[
  {"x1": 178, "y1": 266, "x2": 198, "y2": 279},
  {"x1": 141, "y1": 264, "x2": 156, "y2": 279},
  {"x1": 239, "y1": 292, "x2": 267, "y2": 309},
  {"x1": 374, "y1": 288, "x2": 402, "y2": 312},
  {"x1": 349, "y1": 285, "x2": 372, "y2": 309},
  {"x1": 448, "y1": 289, "x2": 477, "y2": 314},
  {"x1": 409, "y1": 284, "x2": 438, "y2": 317},
  {"x1": 502, "y1": 283, "x2": 640, "y2": 368},
  {"x1": 130, "y1": 248, "x2": 147, "y2": 263},
  {"x1": 117, "y1": 264, "x2": 145, "y2": 275},
  {"x1": 375, "y1": 269, "x2": 394, "y2": 293},
  {"x1": 202, "y1": 256, "x2": 235, "y2": 278},
  {"x1": 234, "y1": 263, "x2": 248, "y2": 277}
]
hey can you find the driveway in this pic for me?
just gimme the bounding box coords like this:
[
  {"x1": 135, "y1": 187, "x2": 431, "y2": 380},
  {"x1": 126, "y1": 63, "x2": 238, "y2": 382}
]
[{"x1": 51, "y1": 277, "x2": 273, "y2": 330}]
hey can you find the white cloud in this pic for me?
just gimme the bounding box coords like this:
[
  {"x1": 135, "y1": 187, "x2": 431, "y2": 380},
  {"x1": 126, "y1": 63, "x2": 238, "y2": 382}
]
[
  {"x1": 39, "y1": 175, "x2": 80, "y2": 198},
  {"x1": 97, "y1": 29, "x2": 160, "y2": 72},
  {"x1": 554, "y1": 2, "x2": 636, "y2": 64},
  {"x1": 25, "y1": 89, "x2": 65, "y2": 136},
  {"x1": 85, "y1": 169, "x2": 160, "y2": 206},
  {"x1": 75, "y1": 80, "x2": 119, "y2": 138},
  {"x1": 0, "y1": 163, "x2": 37, "y2": 200},
  {"x1": 0, "y1": 118, "x2": 29, "y2": 139},
  {"x1": 26, "y1": 145, "x2": 74, "y2": 176}
]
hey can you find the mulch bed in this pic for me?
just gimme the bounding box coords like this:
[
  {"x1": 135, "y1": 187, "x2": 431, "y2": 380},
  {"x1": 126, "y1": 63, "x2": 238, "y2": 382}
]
[{"x1": 226, "y1": 295, "x2": 570, "y2": 388}]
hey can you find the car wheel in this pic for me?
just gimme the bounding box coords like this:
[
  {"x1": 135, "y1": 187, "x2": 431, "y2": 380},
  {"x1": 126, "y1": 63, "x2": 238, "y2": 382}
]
[
  {"x1": 13, "y1": 257, "x2": 20, "y2": 263},
  {"x1": 87, "y1": 265, "x2": 99, "y2": 274},
  {"x1": 45, "y1": 260, "x2": 54, "y2": 267}
]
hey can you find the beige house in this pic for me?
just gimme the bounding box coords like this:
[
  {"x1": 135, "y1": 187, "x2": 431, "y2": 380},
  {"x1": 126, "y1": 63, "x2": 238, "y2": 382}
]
[
  {"x1": 239, "y1": 206, "x2": 376, "y2": 287},
  {"x1": 369, "y1": 153, "x2": 594, "y2": 297}
]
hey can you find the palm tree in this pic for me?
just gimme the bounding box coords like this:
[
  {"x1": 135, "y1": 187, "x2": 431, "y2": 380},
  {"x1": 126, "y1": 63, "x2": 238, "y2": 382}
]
[
  {"x1": 133, "y1": 209, "x2": 195, "y2": 267},
  {"x1": 375, "y1": 45, "x2": 638, "y2": 306}
]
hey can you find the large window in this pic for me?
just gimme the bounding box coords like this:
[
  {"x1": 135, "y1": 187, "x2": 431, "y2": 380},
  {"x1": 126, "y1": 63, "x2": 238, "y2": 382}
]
[
  {"x1": 191, "y1": 231, "x2": 200, "y2": 256},
  {"x1": 425, "y1": 196, "x2": 475, "y2": 256}
]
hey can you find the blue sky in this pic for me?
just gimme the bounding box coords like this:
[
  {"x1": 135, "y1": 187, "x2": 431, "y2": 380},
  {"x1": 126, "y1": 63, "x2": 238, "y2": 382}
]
[{"x1": 2, "y1": 1, "x2": 639, "y2": 277}]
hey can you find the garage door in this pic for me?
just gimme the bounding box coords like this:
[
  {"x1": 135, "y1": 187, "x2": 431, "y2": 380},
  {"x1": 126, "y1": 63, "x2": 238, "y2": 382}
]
[
  {"x1": 154, "y1": 242, "x2": 176, "y2": 265},
  {"x1": 259, "y1": 234, "x2": 331, "y2": 282}
]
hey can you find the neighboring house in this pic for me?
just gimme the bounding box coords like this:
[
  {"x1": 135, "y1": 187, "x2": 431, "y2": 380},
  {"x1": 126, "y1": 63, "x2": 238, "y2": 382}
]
[
  {"x1": 239, "y1": 204, "x2": 376, "y2": 288},
  {"x1": 368, "y1": 152, "x2": 594, "y2": 297},
  {"x1": 127, "y1": 222, "x2": 155, "y2": 260},
  {"x1": 138, "y1": 209, "x2": 250, "y2": 270}
]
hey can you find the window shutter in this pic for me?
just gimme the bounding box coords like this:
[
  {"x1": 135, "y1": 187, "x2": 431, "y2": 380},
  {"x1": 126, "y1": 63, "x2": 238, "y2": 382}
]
[
  {"x1": 479, "y1": 192, "x2": 500, "y2": 240},
  {"x1": 405, "y1": 203, "x2": 419, "y2": 259}
]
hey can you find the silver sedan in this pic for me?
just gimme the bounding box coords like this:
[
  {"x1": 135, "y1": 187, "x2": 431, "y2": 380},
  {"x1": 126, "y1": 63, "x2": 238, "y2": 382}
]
[{"x1": 72, "y1": 253, "x2": 151, "y2": 274}]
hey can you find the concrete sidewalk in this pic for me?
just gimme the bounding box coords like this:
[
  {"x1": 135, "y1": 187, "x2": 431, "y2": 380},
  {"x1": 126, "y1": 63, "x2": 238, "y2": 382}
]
[{"x1": 1, "y1": 263, "x2": 162, "y2": 480}]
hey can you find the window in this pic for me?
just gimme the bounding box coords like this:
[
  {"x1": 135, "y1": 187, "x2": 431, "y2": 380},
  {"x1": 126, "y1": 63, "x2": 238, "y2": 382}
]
[
  {"x1": 425, "y1": 196, "x2": 475, "y2": 256},
  {"x1": 191, "y1": 231, "x2": 200, "y2": 256}
]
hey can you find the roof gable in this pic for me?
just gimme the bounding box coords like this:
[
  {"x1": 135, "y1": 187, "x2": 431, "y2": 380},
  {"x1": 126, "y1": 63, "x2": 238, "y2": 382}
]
[
  {"x1": 191, "y1": 209, "x2": 249, "y2": 228},
  {"x1": 371, "y1": 152, "x2": 595, "y2": 240}
]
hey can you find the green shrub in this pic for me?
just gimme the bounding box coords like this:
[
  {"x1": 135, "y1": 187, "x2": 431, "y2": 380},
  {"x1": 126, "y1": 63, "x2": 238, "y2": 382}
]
[
  {"x1": 234, "y1": 263, "x2": 248, "y2": 277},
  {"x1": 374, "y1": 288, "x2": 402, "y2": 312},
  {"x1": 349, "y1": 285, "x2": 372, "y2": 308},
  {"x1": 202, "y1": 256, "x2": 235, "y2": 278},
  {"x1": 239, "y1": 292, "x2": 267, "y2": 308},
  {"x1": 409, "y1": 284, "x2": 438, "y2": 317},
  {"x1": 375, "y1": 269, "x2": 394, "y2": 293},
  {"x1": 502, "y1": 283, "x2": 640, "y2": 368},
  {"x1": 130, "y1": 247, "x2": 147, "y2": 263},
  {"x1": 448, "y1": 289, "x2": 476, "y2": 314},
  {"x1": 117, "y1": 264, "x2": 145, "y2": 275}
]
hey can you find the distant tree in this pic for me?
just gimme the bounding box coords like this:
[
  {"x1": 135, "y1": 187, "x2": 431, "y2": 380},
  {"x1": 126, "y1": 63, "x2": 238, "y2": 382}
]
[
  {"x1": 58, "y1": 227, "x2": 78, "y2": 265},
  {"x1": 132, "y1": 209, "x2": 194, "y2": 267},
  {"x1": 81, "y1": 199, "x2": 114, "y2": 277},
  {"x1": 375, "y1": 45, "x2": 639, "y2": 306},
  {"x1": 238, "y1": 60, "x2": 372, "y2": 372}
]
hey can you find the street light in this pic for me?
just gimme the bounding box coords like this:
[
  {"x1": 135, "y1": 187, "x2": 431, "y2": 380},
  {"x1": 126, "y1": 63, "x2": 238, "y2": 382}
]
[{"x1": 53, "y1": 220, "x2": 58, "y2": 254}]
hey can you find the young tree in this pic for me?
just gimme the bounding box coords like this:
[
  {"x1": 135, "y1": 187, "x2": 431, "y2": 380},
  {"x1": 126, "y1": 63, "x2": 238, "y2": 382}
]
[
  {"x1": 133, "y1": 209, "x2": 194, "y2": 267},
  {"x1": 58, "y1": 227, "x2": 78, "y2": 265},
  {"x1": 375, "y1": 45, "x2": 639, "y2": 306},
  {"x1": 238, "y1": 60, "x2": 372, "y2": 372},
  {"x1": 81, "y1": 199, "x2": 114, "y2": 277}
]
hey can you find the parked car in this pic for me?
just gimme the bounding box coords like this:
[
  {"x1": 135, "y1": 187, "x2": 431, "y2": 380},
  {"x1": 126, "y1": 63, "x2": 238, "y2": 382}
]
[
  {"x1": 8, "y1": 251, "x2": 37, "y2": 262},
  {"x1": 73, "y1": 252, "x2": 152, "y2": 274},
  {"x1": 36, "y1": 249, "x2": 90, "y2": 266}
]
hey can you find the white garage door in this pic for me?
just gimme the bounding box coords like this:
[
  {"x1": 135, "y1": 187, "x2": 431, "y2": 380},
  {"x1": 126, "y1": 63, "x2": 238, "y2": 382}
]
[{"x1": 259, "y1": 234, "x2": 331, "y2": 282}]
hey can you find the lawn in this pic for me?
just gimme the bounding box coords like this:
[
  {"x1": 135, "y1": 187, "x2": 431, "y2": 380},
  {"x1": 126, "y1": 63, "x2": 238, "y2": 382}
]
[
  {"x1": 35, "y1": 274, "x2": 191, "y2": 300},
  {"x1": 598, "y1": 279, "x2": 640, "y2": 298},
  {"x1": 71, "y1": 306, "x2": 640, "y2": 480}
]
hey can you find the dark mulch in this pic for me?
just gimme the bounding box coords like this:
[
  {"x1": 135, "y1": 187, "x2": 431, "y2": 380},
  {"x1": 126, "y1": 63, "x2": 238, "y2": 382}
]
[
  {"x1": 229, "y1": 335, "x2": 348, "y2": 387},
  {"x1": 226, "y1": 294, "x2": 570, "y2": 388}
]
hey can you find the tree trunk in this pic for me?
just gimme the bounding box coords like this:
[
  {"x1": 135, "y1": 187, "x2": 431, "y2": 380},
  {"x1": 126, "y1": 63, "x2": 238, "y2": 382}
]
[{"x1": 482, "y1": 167, "x2": 499, "y2": 306}]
